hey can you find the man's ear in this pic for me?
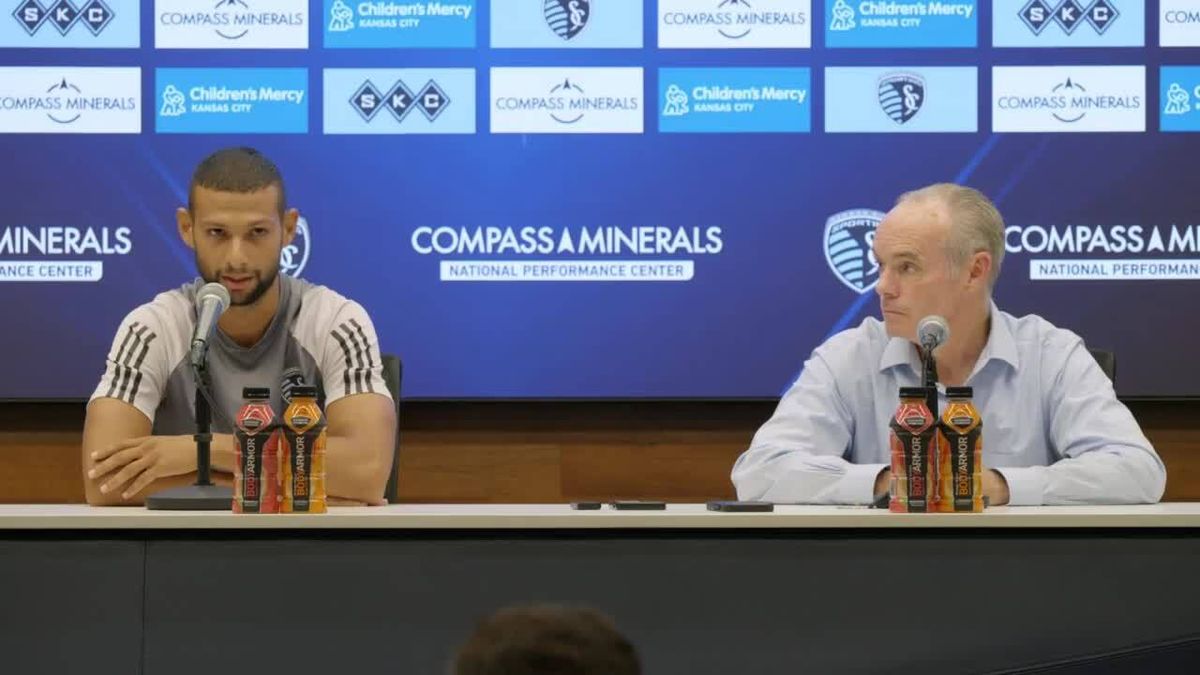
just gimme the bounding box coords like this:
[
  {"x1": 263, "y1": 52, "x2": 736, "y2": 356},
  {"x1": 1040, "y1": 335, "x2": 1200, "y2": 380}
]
[
  {"x1": 177, "y1": 208, "x2": 196, "y2": 251},
  {"x1": 968, "y1": 251, "x2": 992, "y2": 290},
  {"x1": 282, "y1": 209, "x2": 299, "y2": 247}
]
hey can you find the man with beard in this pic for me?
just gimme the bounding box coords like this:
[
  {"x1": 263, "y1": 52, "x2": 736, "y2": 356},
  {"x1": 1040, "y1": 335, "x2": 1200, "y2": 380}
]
[{"x1": 82, "y1": 147, "x2": 396, "y2": 506}]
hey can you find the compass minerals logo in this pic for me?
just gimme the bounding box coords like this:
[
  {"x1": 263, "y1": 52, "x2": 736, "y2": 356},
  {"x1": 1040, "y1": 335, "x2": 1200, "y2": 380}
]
[
  {"x1": 992, "y1": 66, "x2": 1144, "y2": 132},
  {"x1": 3, "y1": 0, "x2": 138, "y2": 47},
  {"x1": 491, "y1": 0, "x2": 641, "y2": 48},
  {"x1": 825, "y1": 0, "x2": 976, "y2": 48},
  {"x1": 324, "y1": 67, "x2": 475, "y2": 134},
  {"x1": 993, "y1": 0, "x2": 1142, "y2": 47},
  {"x1": 0, "y1": 66, "x2": 140, "y2": 133},
  {"x1": 490, "y1": 67, "x2": 643, "y2": 134},
  {"x1": 824, "y1": 66, "x2": 977, "y2": 132},
  {"x1": 323, "y1": 0, "x2": 475, "y2": 47},
  {"x1": 1008, "y1": 221, "x2": 1200, "y2": 281},
  {"x1": 658, "y1": 0, "x2": 810, "y2": 48},
  {"x1": 155, "y1": 0, "x2": 308, "y2": 49},
  {"x1": 412, "y1": 225, "x2": 725, "y2": 282},
  {"x1": 155, "y1": 68, "x2": 308, "y2": 133},
  {"x1": 1162, "y1": 0, "x2": 1200, "y2": 47},
  {"x1": 657, "y1": 67, "x2": 811, "y2": 133},
  {"x1": 0, "y1": 222, "x2": 133, "y2": 283}
]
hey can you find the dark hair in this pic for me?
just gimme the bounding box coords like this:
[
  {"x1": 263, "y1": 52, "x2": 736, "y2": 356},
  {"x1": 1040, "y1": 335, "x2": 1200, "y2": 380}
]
[
  {"x1": 452, "y1": 605, "x2": 641, "y2": 675},
  {"x1": 188, "y1": 146, "x2": 286, "y2": 214}
]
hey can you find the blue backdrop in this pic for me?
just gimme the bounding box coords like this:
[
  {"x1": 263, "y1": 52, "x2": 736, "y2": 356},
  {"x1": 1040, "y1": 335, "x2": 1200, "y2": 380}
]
[{"x1": 1, "y1": 1, "x2": 1198, "y2": 399}]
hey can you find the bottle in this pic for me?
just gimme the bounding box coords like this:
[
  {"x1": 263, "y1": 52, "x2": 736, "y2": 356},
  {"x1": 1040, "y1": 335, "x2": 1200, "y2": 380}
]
[
  {"x1": 938, "y1": 386, "x2": 984, "y2": 513},
  {"x1": 889, "y1": 386, "x2": 937, "y2": 513},
  {"x1": 233, "y1": 387, "x2": 279, "y2": 514},
  {"x1": 280, "y1": 385, "x2": 327, "y2": 514}
]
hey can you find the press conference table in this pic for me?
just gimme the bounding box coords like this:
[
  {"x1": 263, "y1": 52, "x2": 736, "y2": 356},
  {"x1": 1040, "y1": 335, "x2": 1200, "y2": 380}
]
[{"x1": 3, "y1": 503, "x2": 1200, "y2": 675}]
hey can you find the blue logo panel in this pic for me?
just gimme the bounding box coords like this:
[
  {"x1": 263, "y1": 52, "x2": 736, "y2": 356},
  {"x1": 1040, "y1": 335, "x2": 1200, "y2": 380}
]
[
  {"x1": 659, "y1": 68, "x2": 811, "y2": 134},
  {"x1": 1161, "y1": 67, "x2": 1200, "y2": 132},
  {"x1": 323, "y1": 0, "x2": 476, "y2": 48},
  {"x1": 155, "y1": 68, "x2": 308, "y2": 134},
  {"x1": 825, "y1": 0, "x2": 977, "y2": 48}
]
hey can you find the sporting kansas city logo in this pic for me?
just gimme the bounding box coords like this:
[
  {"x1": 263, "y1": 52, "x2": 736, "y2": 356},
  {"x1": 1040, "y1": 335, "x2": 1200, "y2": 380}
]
[
  {"x1": 350, "y1": 78, "x2": 450, "y2": 123},
  {"x1": 279, "y1": 367, "x2": 306, "y2": 404},
  {"x1": 280, "y1": 216, "x2": 310, "y2": 277},
  {"x1": 328, "y1": 0, "x2": 353, "y2": 32},
  {"x1": 825, "y1": 209, "x2": 885, "y2": 294},
  {"x1": 878, "y1": 72, "x2": 924, "y2": 124},
  {"x1": 13, "y1": 0, "x2": 114, "y2": 35},
  {"x1": 1019, "y1": 0, "x2": 1118, "y2": 35},
  {"x1": 544, "y1": 0, "x2": 589, "y2": 40}
]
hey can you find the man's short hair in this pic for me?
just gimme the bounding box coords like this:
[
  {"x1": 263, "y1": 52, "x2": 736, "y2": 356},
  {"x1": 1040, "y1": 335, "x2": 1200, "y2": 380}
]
[
  {"x1": 188, "y1": 146, "x2": 286, "y2": 215},
  {"x1": 897, "y1": 183, "x2": 1006, "y2": 287},
  {"x1": 452, "y1": 605, "x2": 641, "y2": 675}
]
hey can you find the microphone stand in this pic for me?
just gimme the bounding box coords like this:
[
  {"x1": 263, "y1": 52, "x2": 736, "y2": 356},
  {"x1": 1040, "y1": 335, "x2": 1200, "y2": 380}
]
[
  {"x1": 145, "y1": 349, "x2": 235, "y2": 510},
  {"x1": 921, "y1": 344, "x2": 939, "y2": 422}
]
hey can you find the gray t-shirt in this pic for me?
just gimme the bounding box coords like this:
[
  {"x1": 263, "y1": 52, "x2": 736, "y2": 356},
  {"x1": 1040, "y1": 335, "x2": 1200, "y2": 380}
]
[{"x1": 90, "y1": 276, "x2": 390, "y2": 434}]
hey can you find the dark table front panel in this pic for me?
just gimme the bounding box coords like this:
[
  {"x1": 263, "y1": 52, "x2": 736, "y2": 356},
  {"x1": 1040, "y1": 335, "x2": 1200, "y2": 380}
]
[
  {"x1": 0, "y1": 537, "x2": 145, "y2": 675},
  {"x1": 128, "y1": 530, "x2": 1200, "y2": 675}
]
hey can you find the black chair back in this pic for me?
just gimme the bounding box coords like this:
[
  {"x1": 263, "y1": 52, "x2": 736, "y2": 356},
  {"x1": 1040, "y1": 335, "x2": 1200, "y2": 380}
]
[{"x1": 380, "y1": 354, "x2": 402, "y2": 503}]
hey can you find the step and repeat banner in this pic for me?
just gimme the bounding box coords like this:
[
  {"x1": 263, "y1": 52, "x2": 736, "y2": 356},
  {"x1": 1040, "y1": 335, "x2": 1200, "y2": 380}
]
[{"x1": 2, "y1": 1, "x2": 1199, "y2": 398}]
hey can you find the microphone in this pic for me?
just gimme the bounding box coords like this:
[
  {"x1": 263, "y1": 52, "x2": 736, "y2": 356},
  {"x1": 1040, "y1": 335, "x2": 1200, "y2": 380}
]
[
  {"x1": 916, "y1": 315, "x2": 948, "y2": 422},
  {"x1": 190, "y1": 282, "x2": 231, "y2": 368},
  {"x1": 916, "y1": 315, "x2": 950, "y2": 352}
]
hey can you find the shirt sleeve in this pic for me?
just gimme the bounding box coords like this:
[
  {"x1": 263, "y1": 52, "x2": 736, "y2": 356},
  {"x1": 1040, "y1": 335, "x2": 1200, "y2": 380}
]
[
  {"x1": 88, "y1": 307, "x2": 169, "y2": 423},
  {"x1": 994, "y1": 339, "x2": 1166, "y2": 506},
  {"x1": 731, "y1": 353, "x2": 887, "y2": 505},
  {"x1": 320, "y1": 300, "x2": 391, "y2": 406}
]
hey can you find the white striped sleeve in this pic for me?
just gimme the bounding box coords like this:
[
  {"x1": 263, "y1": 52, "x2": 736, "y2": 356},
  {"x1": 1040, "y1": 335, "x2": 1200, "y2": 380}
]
[
  {"x1": 323, "y1": 301, "x2": 389, "y2": 405},
  {"x1": 89, "y1": 307, "x2": 169, "y2": 422}
]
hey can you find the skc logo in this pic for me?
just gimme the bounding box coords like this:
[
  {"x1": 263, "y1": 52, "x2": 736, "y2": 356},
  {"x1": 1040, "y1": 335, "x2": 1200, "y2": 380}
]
[
  {"x1": 13, "y1": 0, "x2": 113, "y2": 35},
  {"x1": 279, "y1": 367, "x2": 306, "y2": 404},
  {"x1": 280, "y1": 216, "x2": 310, "y2": 277},
  {"x1": 825, "y1": 209, "x2": 884, "y2": 294},
  {"x1": 1020, "y1": 0, "x2": 1118, "y2": 34},
  {"x1": 544, "y1": 0, "x2": 588, "y2": 40},
  {"x1": 878, "y1": 72, "x2": 924, "y2": 124},
  {"x1": 350, "y1": 79, "x2": 450, "y2": 123}
]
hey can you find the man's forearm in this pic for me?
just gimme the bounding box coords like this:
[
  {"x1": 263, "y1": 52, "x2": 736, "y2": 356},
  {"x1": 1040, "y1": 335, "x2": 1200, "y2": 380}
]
[
  {"x1": 86, "y1": 472, "x2": 234, "y2": 507},
  {"x1": 323, "y1": 436, "x2": 390, "y2": 503},
  {"x1": 208, "y1": 434, "x2": 236, "y2": 474}
]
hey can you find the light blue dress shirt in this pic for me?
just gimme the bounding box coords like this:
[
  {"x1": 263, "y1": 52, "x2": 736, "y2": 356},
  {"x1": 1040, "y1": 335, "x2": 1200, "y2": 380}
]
[{"x1": 732, "y1": 303, "x2": 1166, "y2": 506}]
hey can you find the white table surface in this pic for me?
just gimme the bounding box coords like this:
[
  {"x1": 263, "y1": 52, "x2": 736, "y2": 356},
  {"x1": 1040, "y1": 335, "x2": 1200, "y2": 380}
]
[{"x1": 1, "y1": 502, "x2": 1199, "y2": 530}]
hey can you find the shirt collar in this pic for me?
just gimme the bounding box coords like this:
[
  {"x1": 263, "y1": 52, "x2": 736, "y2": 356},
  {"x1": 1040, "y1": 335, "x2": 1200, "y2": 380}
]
[{"x1": 877, "y1": 301, "x2": 1019, "y2": 374}]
